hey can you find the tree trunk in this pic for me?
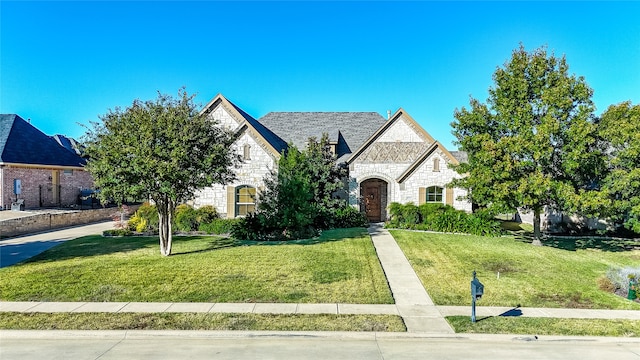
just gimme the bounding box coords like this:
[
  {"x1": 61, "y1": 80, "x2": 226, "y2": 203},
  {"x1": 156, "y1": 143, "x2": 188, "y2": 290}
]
[
  {"x1": 532, "y1": 207, "x2": 543, "y2": 246},
  {"x1": 157, "y1": 197, "x2": 175, "y2": 256}
]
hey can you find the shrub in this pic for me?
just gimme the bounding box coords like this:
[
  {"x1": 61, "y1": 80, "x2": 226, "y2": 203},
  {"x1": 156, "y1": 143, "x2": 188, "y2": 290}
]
[
  {"x1": 387, "y1": 201, "x2": 504, "y2": 236},
  {"x1": 199, "y1": 218, "x2": 239, "y2": 234},
  {"x1": 128, "y1": 202, "x2": 158, "y2": 233},
  {"x1": 103, "y1": 229, "x2": 133, "y2": 237},
  {"x1": 606, "y1": 266, "x2": 640, "y2": 296},
  {"x1": 334, "y1": 206, "x2": 369, "y2": 228},
  {"x1": 231, "y1": 212, "x2": 269, "y2": 241},
  {"x1": 174, "y1": 204, "x2": 198, "y2": 232},
  {"x1": 196, "y1": 205, "x2": 218, "y2": 224}
]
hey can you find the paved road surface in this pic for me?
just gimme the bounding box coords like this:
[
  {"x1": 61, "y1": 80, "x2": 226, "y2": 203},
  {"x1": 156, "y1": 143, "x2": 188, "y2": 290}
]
[{"x1": 1, "y1": 331, "x2": 639, "y2": 360}]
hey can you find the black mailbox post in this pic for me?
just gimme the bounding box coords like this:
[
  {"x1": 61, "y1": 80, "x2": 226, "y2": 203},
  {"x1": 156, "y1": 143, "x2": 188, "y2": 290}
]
[{"x1": 471, "y1": 270, "x2": 484, "y2": 323}]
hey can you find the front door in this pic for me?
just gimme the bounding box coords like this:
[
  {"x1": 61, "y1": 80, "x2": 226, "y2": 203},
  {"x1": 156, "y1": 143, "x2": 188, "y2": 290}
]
[{"x1": 363, "y1": 183, "x2": 381, "y2": 222}]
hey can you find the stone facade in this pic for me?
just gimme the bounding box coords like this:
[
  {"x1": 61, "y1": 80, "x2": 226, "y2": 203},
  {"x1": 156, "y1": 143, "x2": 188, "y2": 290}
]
[
  {"x1": 348, "y1": 113, "x2": 471, "y2": 221},
  {"x1": 191, "y1": 95, "x2": 472, "y2": 221},
  {"x1": 193, "y1": 108, "x2": 277, "y2": 217},
  {"x1": 0, "y1": 166, "x2": 94, "y2": 210}
]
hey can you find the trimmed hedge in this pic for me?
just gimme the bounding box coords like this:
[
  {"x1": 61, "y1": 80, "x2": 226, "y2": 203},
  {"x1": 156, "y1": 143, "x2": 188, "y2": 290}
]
[{"x1": 387, "y1": 202, "x2": 503, "y2": 236}]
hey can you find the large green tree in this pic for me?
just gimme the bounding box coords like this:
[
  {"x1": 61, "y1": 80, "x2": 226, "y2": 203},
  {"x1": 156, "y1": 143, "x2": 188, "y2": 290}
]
[
  {"x1": 598, "y1": 102, "x2": 640, "y2": 233},
  {"x1": 451, "y1": 45, "x2": 600, "y2": 241},
  {"x1": 84, "y1": 89, "x2": 237, "y2": 256}
]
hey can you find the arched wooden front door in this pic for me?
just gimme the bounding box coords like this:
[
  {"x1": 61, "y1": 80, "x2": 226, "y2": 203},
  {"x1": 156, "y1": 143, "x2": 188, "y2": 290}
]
[{"x1": 360, "y1": 179, "x2": 387, "y2": 222}]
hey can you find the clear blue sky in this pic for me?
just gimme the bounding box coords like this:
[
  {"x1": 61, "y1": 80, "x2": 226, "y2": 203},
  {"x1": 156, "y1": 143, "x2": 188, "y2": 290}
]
[{"x1": 2, "y1": 1, "x2": 639, "y2": 150}]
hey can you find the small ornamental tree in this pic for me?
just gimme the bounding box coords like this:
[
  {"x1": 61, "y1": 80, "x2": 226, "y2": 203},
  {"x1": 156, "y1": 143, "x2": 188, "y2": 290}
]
[
  {"x1": 451, "y1": 45, "x2": 600, "y2": 242},
  {"x1": 84, "y1": 89, "x2": 237, "y2": 255},
  {"x1": 236, "y1": 134, "x2": 350, "y2": 240}
]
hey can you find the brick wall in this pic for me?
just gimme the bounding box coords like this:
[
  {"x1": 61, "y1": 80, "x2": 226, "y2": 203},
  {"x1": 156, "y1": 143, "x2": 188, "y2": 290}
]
[{"x1": 1, "y1": 166, "x2": 94, "y2": 210}]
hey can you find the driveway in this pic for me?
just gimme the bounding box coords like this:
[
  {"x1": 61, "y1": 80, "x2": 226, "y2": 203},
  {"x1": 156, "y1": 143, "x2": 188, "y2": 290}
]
[{"x1": 0, "y1": 221, "x2": 115, "y2": 268}]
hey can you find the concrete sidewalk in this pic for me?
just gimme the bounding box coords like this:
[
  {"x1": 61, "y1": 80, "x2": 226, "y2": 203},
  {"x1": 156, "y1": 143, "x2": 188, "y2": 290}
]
[{"x1": 1, "y1": 301, "x2": 638, "y2": 321}]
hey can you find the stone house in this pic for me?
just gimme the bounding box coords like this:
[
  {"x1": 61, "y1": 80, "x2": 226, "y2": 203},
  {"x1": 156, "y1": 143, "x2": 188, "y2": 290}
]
[
  {"x1": 193, "y1": 94, "x2": 471, "y2": 221},
  {"x1": 0, "y1": 114, "x2": 93, "y2": 210}
]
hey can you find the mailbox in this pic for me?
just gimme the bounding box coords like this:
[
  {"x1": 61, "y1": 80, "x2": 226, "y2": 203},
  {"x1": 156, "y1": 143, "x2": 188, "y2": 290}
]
[
  {"x1": 470, "y1": 271, "x2": 484, "y2": 323},
  {"x1": 471, "y1": 278, "x2": 484, "y2": 300}
]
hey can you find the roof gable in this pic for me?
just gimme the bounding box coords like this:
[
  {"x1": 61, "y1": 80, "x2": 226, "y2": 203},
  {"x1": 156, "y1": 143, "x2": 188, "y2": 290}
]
[
  {"x1": 347, "y1": 109, "x2": 435, "y2": 164},
  {"x1": 397, "y1": 141, "x2": 460, "y2": 183},
  {"x1": 201, "y1": 94, "x2": 287, "y2": 157},
  {"x1": 0, "y1": 114, "x2": 87, "y2": 168}
]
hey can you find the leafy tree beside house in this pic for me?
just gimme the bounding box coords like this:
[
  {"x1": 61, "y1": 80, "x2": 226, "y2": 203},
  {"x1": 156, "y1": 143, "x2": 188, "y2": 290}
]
[
  {"x1": 597, "y1": 102, "x2": 640, "y2": 234},
  {"x1": 84, "y1": 89, "x2": 237, "y2": 256},
  {"x1": 451, "y1": 45, "x2": 601, "y2": 242}
]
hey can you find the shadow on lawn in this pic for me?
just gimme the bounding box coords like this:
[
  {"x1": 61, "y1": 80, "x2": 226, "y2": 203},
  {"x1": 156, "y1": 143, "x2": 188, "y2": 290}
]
[
  {"x1": 20, "y1": 235, "x2": 155, "y2": 264},
  {"x1": 506, "y1": 227, "x2": 639, "y2": 252},
  {"x1": 542, "y1": 237, "x2": 640, "y2": 252},
  {"x1": 172, "y1": 228, "x2": 365, "y2": 256},
  {"x1": 475, "y1": 306, "x2": 523, "y2": 323}
]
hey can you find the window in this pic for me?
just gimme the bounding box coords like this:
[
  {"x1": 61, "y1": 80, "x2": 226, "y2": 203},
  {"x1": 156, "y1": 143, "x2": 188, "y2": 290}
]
[
  {"x1": 243, "y1": 144, "x2": 251, "y2": 160},
  {"x1": 425, "y1": 186, "x2": 443, "y2": 203},
  {"x1": 235, "y1": 186, "x2": 256, "y2": 216},
  {"x1": 433, "y1": 158, "x2": 440, "y2": 172},
  {"x1": 63, "y1": 169, "x2": 73, "y2": 175}
]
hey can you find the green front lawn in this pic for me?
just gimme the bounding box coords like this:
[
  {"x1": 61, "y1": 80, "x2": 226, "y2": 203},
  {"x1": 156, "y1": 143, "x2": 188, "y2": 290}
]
[
  {"x1": 447, "y1": 316, "x2": 640, "y2": 337},
  {"x1": 0, "y1": 228, "x2": 393, "y2": 304},
  {"x1": 0, "y1": 313, "x2": 405, "y2": 332},
  {"x1": 392, "y1": 230, "x2": 640, "y2": 309}
]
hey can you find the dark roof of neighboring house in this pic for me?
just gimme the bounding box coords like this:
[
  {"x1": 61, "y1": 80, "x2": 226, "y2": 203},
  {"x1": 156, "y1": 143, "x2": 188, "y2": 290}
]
[
  {"x1": 51, "y1": 134, "x2": 83, "y2": 156},
  {"x1": 257, "y1": 112, "x2": 387, "y2": 161},
  {"x1": 227, "y1": 100, "x2": 288, "y2": 154},
  {"x1": 0, "y1": 114, "x2": 87, "y2": 167}
]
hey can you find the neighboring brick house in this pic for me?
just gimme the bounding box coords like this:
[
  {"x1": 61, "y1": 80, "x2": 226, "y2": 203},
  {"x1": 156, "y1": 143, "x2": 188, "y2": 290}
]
[
  {"x1": 0, "y1": 114, "x2": 93, "y2": 210},
  {"x1": 193, "y1": 94, "x2": 471, "y2": 221}
]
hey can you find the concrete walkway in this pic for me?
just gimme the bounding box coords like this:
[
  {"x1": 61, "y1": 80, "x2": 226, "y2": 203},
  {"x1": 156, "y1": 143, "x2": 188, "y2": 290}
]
[
  {"x1": 367, "y1": 223, "x2": 454, "y2": 333},
  {"x1": 1, "y1": 221, "x2": 639, "y2": 333}
]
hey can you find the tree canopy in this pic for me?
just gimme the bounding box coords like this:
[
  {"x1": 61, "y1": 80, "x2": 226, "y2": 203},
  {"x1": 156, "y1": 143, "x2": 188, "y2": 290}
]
[
  {"x1": 451, "y1": 45, "x2": 600, "y2": 240},
  {"x1": 84, "y1": 89, "x2": 237, "y2": 255},
  {"x1": 598, "y1": 102, "x2": 640, "y2": 233}
]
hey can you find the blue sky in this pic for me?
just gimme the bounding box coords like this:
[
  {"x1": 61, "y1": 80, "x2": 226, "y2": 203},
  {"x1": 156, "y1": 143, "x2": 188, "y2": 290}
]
[{"x1": 2, "y1": 1, "x2": 639, "y2": 149}]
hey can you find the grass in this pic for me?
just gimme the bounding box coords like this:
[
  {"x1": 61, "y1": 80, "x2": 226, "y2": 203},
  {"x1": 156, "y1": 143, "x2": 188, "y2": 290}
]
[
  {"x1": 0, "y1": 313, "x2": 405, "y2": 331},
  {"x1": 447, "y1": 316, "x2": 640, "y2": 337},
  {"x1": 0, "y1": 228, "x2": 393, "y2": 304},
  {"x1": 391, "y1": 230, "x2": 640, "y2": 309}
]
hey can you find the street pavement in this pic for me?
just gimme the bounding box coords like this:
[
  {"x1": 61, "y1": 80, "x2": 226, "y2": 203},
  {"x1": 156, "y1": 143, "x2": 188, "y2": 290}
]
[{"x1": 1, "y1": 331, "x2": 639, "y2": 360}]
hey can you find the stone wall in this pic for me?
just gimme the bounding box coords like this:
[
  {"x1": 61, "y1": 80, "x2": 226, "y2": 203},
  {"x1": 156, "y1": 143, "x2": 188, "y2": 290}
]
[{"x1": 1, "y1": 205, "x2": 139, "y2": 238}]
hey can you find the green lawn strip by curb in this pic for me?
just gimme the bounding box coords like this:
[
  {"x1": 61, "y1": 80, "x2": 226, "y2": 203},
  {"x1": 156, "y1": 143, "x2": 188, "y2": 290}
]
[
  {"x1": 0, "y1": 313, "x2": 406, "y2": 332},
  {"x1": 447, "y1": 316, "x2": 640, "y2": 337}
]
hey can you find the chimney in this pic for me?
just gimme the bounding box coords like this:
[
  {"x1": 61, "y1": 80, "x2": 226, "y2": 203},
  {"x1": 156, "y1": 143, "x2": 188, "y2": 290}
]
[
  {"x1": 27, "y1": 118, "x2": 31, "y2": 123},
  {"x1": 387, "y1": 110, "x2": 391, "y2": 120}
]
